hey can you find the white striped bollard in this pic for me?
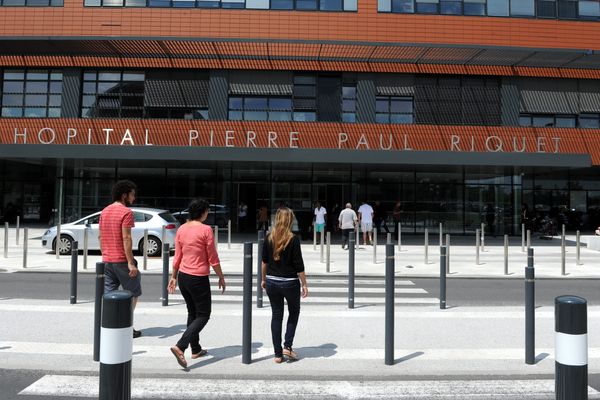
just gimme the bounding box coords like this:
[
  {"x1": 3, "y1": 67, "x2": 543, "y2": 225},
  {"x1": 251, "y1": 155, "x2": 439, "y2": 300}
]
[
  {"x1": 555, "y1": 295, "x2": 588, "y2": 400},
  {"x1": 99, "y1": 290, "x2": 133, "y2": 400}
]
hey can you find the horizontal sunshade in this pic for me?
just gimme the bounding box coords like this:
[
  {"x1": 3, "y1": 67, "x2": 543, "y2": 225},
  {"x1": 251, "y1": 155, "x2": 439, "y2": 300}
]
[
  {"x1": 145, "y1": 71, "x2": 209, "y2": 108},
  {"x1": 376, "y1": 74, "x2": 415, "y2": 96},
  {"x1": 229, "y1": 71, "x2": 292, "y2": 95},
  {"x1": 518, "y1": 78, "x2": 578, "y2": 114},
  {"x1": 580, "y1": 80, "x2": 600, "y2": 113}
]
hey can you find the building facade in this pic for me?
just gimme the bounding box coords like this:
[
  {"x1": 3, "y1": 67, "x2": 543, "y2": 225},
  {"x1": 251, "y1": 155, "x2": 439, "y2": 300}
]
[{"x1": 1, "y1": 0, "x2": 600, "y2": 236}]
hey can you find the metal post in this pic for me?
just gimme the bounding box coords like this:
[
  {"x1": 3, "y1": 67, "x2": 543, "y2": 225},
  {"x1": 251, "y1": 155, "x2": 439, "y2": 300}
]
[
  {"x1": 320, "y1": 230, "x2": 325, "y2": 263},
  {"x1": 22, "y1": 228, "x2": 28, "y2": 269},
  {"x1": 56, "y1": 223, "x2": 61, "y2": 259},
  {"x1": 326, "y1": 231, "x2": 331, "y2": 273},
  {"x1": 385, "y1": 243, "x2": 395, "y2": 366},
  {"x1": 242, "y1": 242, "x2": 253, "y2": 365},
  {"x1": 70, "y1": 241, "x2": 79, "y2": 305},
  {"x1": 93, "y1": 262, "x2": 105, "y2": 362},
  {"x1": 257, "y1": 230, "x2": 265, "y2": 308},
  {"x1": 445, "y1": 234, "x2": 450, "y2": 274},
  {"x1": 561, "y1": 224, "x2": 566, "y2": 276},
  {"x1": 521, "y1": 223, "x2": 525, "y2": 252},
  {"x1": 214, "y1": 225, "x2": 219, "y2": 249},
  {"x1": 387, "y1": 232, "x2": 391, "y2": 245},
  {"x1": 527, "y1": 230, "x2": 531, "y2": 251},
  {"x1": 348, "y1": 233, "x2": 355, "y2": 309},
  {"x1": 398, "y1": 223, "x2": 401, "y2": 252},
  {"x1": 162, "y1": 243, "x2": 169, "y2": 307},
  {"x1": 439, "y1": 222, "x2": 443, "y2": 247},
  {"x1": 161, "y1": 226, "x2": 166, "y2": 250},
  {"x1": 525, "y1": 248, "x2": 535, "y2": 365},
  {"x1": 440, "y1": 246, "x2": 447, "y2": 310},
  {"x1": 228, "y1": 219, "x2": 231, "y2": 249},
  {"x1": 3, "y1": 222, "x2": 8, "y2": 258},
  {"x1": 475, "y1": 229, "x2": 480, "y2": 265},
  {"x1": 99, "y1": 291, "x2": 133, "y2": 400},
  {"x1": 481, "y1": 222, "x2": 485, "y2": 252},
  {"x1": 313, "y1": 222, "x2": 317, "y2": 251},
  {"x1": 16, "y1": 216, "x2": 20, "y2": 245},
  {"x1": 424, "y1": 228, "x2": 429, "y2": 264},
  {"x1": 83, "y1": 227, "x2": 89, "y2": 270},
  {"x1": 373, "y1": 228, "x2": 378, "y2": 264},
  {"x1": 143, "y1": 229, "x2": 148, "y2": 271},
  {"x1": 555, "y1": 295, "x2": 588, "y2": 400},
  {"x1": 355, "y1": 228, "x2": 359, "y2": 248},
  {"x1": 576, "y1": 230, "x2": 582, "y2": 265},
  {"x1": 504, "y1": 234, "x2": 509, "y2": 276}
]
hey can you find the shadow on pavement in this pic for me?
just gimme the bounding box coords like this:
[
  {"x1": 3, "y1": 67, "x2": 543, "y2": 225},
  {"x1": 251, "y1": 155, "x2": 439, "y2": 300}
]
[
  {"x1": 395, "y1": 351, "x2": 424, "y2": 364},
  {"x1": 535, "y1": 352, "x2": 550, "y2": 363},
  {"x1": 141, "y1": 324, "x2": 186, "y2": 339},
  {"x1": 187, "y1": 342, "x2": 264, "y2": 370}
]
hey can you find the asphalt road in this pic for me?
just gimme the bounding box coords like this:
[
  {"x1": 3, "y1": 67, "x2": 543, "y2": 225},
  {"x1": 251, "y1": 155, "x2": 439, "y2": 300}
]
[{"x1": 0, "y1": 271, "x2": 598, "y2": 307}]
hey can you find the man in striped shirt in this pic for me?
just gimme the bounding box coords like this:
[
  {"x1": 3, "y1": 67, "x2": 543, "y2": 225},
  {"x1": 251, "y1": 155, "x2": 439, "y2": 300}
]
[{"x1": 98, "y1": 180, "x2": 142, "y2": 338}]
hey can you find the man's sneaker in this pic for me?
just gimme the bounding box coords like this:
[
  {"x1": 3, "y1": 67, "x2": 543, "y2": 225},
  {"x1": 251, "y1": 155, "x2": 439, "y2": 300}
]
[
  {"x1": 133, "y1": 329, "x2": 142, "y2": 339},
  {"x1": 282, "y1": 346, "x2": 298, "y2": 360}
]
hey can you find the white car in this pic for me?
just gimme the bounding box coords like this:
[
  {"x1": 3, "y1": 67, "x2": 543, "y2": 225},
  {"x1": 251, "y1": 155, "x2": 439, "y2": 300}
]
[{"x1": 41, "y1": 208, "x2": 179, "y2": 256}]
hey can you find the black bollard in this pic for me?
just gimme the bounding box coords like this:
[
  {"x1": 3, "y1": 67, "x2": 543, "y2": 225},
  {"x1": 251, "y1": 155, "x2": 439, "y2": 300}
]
[
  {"x1": 525, "y1": 248, "x2": 535, "y2": 365},
  {"x1": 257, "y1": 230, "x2": 265, "y2": 308},
  {"x1": 385, "y1": 243, "x2": 394, "y2": 365},
  {"x1": 555, "y1": 296, "x2": 588, "y2": 400},
  {"x1": 70, "y1": 241, "x2": 79, "y2": 305},
  {"x1": 242, "y1": 242, "x2": 253, "y2": 364},
  {"x1": 348, "y1": 232, "x2": 355, "y2": 309},
  {"x1": 99, "y1": 290, "x2": 133, "y2": 400},
  {"x1": 440, "y1": 245, "x2": 447, "y2": 310},
  {"x1": 162, "y1": 243, "x2": 169, "y2": 307},
  {"x1": 93, "y1": 262, "x2": 105, "y2": 362}
]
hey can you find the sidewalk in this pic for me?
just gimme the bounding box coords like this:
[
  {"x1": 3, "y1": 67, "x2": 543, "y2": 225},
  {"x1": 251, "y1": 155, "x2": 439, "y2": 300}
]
[{"x1": 0, "y1": 228, "x2": 598, "y2": 278}]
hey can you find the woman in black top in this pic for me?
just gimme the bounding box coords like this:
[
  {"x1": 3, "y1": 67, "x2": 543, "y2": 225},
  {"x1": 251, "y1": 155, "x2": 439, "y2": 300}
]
[{"x1": 261, "y1": 207, "x2": 309, "y2": 363}]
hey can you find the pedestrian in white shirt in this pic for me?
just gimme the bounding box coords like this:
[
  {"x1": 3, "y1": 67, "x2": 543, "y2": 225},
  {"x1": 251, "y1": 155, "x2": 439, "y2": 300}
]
[
  {"x1": 314, "y1": 202, "x2": 327, "y2": 237},
  {"x1": 357, "y1": 201, "x2": 374, "y2": 245},
  {"x1": 338, "y1": 203, "x2": 357, "y2": 249}
]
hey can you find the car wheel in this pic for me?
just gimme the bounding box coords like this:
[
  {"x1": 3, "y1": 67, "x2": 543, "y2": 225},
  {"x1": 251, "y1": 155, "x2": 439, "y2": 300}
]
[
  {"x1": 54, "y1": 235, "x2": 73, "y2": 255},
  {"x1": 139, "y1": 236, "x2": 162, "y2": 257}
]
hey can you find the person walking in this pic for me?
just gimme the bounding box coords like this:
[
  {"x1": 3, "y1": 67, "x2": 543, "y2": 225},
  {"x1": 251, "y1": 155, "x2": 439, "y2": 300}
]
[
  {"x1": 358, "y1": 200, "x2": 374, "y2": 245},
  {"x1": 261, "y1": 207, "x2": 308, "y2": 363},
  {"x1": 99, "y1": 180, "x2": 143, "y2": 338},
  {"x1": 373, "y1": 200, "x2": 390, "y2": 235},
  {"x1": 314, "y1": 201, "x2": 327, "y2": 238},
  {"x1": 167, "y1": 198, "x2": 226, "y2": 369},
  {"x1": 338, "y1": 203, "x2": 357, "y2": 249}
]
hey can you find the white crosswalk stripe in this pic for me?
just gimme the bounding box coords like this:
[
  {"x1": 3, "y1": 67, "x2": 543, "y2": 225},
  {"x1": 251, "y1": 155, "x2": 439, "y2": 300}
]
[
  {"x1": 19, "y1": 375, "x2": 600, "y2": 399},
  {"x1": 168, "y1": 294, "x2": 438, "y2": 304}
]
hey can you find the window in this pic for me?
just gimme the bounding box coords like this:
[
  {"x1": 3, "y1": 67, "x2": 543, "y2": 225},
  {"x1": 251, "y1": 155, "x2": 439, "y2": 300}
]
[
  {"x1": 320, "y1": 0, "x2": 342, "y2": 10},
  {"x1": 440, "y1": 0, "x2": 461, "y2": 14},
  {"x1": 376, "y1": 96, "x2": 413, "y2": 124},
  {"x1": 558, "y1": 0, "x2": 577, "y2": 17},
  {"x1": 81, "y1": 70, "x2": 144, "y2": 118},
  {"x1": 520, "y1": 114, "x2": 579, "y2": 128},
  {"x1": 488, "y1": 0, "x2": 509, "y2": 15},
  {"x1": 1, "y1": 0, "x2": 61, "y2": 6},
  {"x1": 389, "y1": 0, "x2": 413, "y2": 11},
  {"x1": 228, "y1": 96, "x2": 293, "y2": 121},
  {"x1": 85, "y1": 0, "x2": 355, "y2": 9},
  {"x1": 342, "y1": 84, "x2": 357, "y2": 123},
  {"x1": 537, "y1": 0, "x2": 557, "y2": 17},
  {"x1": 555, "y1": 115, "x2": 577, "y2": 127},
  {"x1": 1, "y1": 69, "x2": 62, "y2": 118},
  {"x1": 580, "y1": 1, "x2": 600, "y2": 18},
  {"x1": 415, "y1": 0, "x2": 438, "y2": 13},
  {"x1": 293, "y1": 75, "x2": 317, "y2": 122},
  {"x1": 511, "y1": 0, "x2": 535, "y2": 15},
  {"x1": 464, "y1": 0, "x2": 485, "y2": 14},
  {"x1": 580, "y1": 114, "x2": 600, "y2": 129}
]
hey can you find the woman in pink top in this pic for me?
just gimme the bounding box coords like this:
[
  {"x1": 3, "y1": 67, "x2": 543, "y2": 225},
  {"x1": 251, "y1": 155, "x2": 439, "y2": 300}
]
[{"x1": 167, "y1": 198, "x2": 226, "y2": 369}]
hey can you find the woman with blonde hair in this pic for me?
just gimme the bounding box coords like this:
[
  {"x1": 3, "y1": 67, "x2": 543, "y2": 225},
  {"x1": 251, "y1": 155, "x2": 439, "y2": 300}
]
[{"x1": 261, "y1": 207, "x2": 308, "y2": 363}]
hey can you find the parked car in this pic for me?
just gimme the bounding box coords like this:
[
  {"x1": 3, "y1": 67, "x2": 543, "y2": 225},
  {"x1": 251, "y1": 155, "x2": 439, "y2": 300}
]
[
  {"x1": 172, "y1": 204, "x2": 230, "y2": 227},
  {"x1": 41, "y1": 208, "x2": 179, "y2": 256}
]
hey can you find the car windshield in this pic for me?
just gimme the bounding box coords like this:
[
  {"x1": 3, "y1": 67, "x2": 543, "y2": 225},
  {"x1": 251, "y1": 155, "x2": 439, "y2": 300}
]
[{"x1": 159, "y1": 212, "x2": 178, "y2": 223}]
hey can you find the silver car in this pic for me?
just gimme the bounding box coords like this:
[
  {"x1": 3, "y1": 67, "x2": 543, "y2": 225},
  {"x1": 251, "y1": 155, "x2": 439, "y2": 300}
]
[{"x1": 41, "y1": 208, "x2": 179, "y2": 256}]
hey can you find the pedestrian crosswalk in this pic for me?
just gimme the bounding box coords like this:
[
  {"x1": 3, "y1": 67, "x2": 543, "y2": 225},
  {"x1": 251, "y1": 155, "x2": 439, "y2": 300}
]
[
  {"x1": 19, "y1": 375, "x2": 600, "y2": 399},
  {"x1": 168, "y1": 276, "x2": 439, "y2": 306}
]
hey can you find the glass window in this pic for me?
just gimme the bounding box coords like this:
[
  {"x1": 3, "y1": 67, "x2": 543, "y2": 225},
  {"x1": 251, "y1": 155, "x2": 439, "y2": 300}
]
[
  {"x1": 3, "y1": 81, "x2": 24, "y2": 93},
  {"x1": 24, "y1": 108, "x2": 46, "y2": 117},
  {"x1": 102, "y1": 0, "x2": 124, "y2": 6},
  {"x1": 271, "y1": 0, "x2": 293, "y2": 7},
  {"x1": 269, "y1": 98, "x2": 292, "y2": 110},
  {"x1": 125, "y1": 0, "x2": 147, "y2": 6},
  {"x1": 25, "y1": 81, "x2": 48, "y2": 93},
  {"x1": 245, "y1": 97, "x2": 268, "y2": 110},
  {"x1": 320, "y1": 0, "x2": 342, "y2": 10},
  {"x1": 4, "y1": 70, "x2": 24, "y2": 80},
  {"x1": 1, "y1": 69, "x2": 61, "y2": 118},
  {"x1": 229, "y1": 110, "x2": 243, "y2": 120},
  {"x1": 440, "y1": 0, "x2": 461, "y2": 14},
  {"x1": 391, "y1": 0, "x2": 413, "y2": 11},
  {"x1": 555, "y1": 116, "x2": 576, "y2": 127},
  {"x1": 343, "y1": 0, "x2": 357, "y2": 10},
  {"x1": 221, "y1": 0, "x2": 244, "y2": 7},
  {"x1": 293, "y1": 111, "x2": 316, "y2": 121},
  {"x1": 2, "y1": 94, "x2": 23, "y2": 106},
  {"x1": 464, "y1": 0, "x2": 485, "y2": 15},
  {"x1": 1, "y1": 107, "x2": 23, "y2": 117},
  {"x1": 532, "y1": 115, "x2": 554, "y2": 127},
  {"x1": 558, "y1": 0, "x2": 577, "y2": 17},
  {"x1": 376, "y1": 113, "x2": 389, "y2": 124},
  {"x1": 580, "y1": 114, "x2": 600, "y2": 129},
  {"x1": 196, "y1": 0, "x2": 220, "y2": 6},
  {"x1": 537, "y1": 0, "x2": 557, "y2": 17},
  {"x1": 296, "y1": 0, "x2": 317, "y2": 8},
  {"x1": 511, "y1": 0, "x2": 534, "y2": 15},
  {"x1": 379, "y1": 0, "x2": 392, "y2": 11},
  {"x1": 268, "y1": 111, "x2": 292, "y2": 121},
  {"x1": 246, "y1": 0, "x2": 268, "y2": 8},
  {"x1": 245, "y1": 111, "x2": 268, "y2": 121},
  {"x1": 25, "y1": 94, "x2": 47, "y2": 106},
  {"x1": 519, "y1": 115, "x2": 532, "y2": 126},
  {"x1": 415, "y1": 0, "x2": 438, "y2": 13},
  {"x1": 82, "y1": 69, "x2": 144, "y2": 118},
  {"x1": 580, "y1": 1, "x2": 600, "y2": 18},
  {"x1": 342, "y1": 113, "x2": 356, "y2": 122},
  {"x1": 229, "y1": 97, "x2": 243, "y2": 109}
]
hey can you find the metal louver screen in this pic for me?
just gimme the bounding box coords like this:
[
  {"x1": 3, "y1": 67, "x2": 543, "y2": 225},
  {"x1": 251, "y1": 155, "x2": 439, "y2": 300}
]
[
  {"x1": 376, "y1": 74, "x2": 415, "y2": 96},
  {"x1": 229, "y1": 71, "x2": 292, "y2": 95},
  {"x1": 145, "y1": 71, "x2": 209, "y2": 108},
  {"x1": 518, "y1": 78, "x2": 578, "y2": 114}
]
